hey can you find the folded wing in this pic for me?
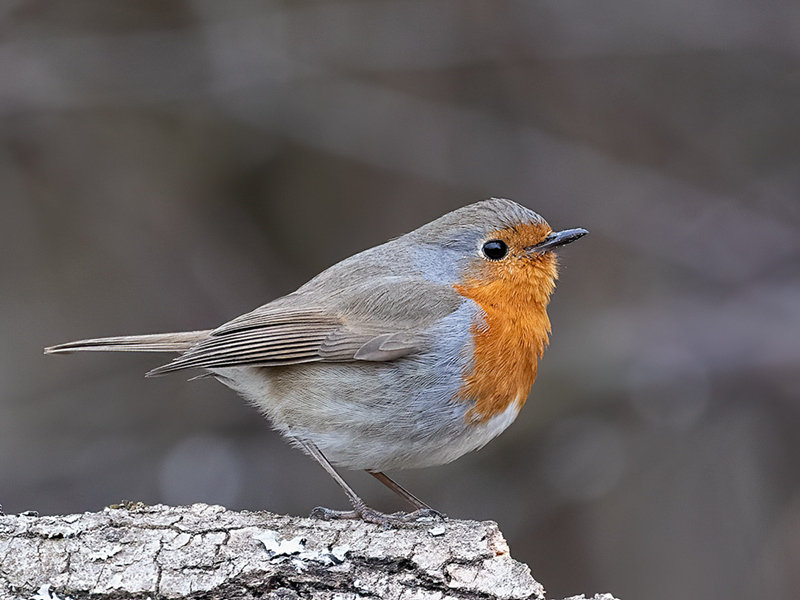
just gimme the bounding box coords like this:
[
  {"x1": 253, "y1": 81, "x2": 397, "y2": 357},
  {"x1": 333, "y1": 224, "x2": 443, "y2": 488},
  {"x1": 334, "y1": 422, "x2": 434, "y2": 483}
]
[
  {"x1": 146, "y1": 310, "x2": 424, "y2": 376},
  {"x1": 147, "y1": 279, "x2": 463, "y2": 376}
]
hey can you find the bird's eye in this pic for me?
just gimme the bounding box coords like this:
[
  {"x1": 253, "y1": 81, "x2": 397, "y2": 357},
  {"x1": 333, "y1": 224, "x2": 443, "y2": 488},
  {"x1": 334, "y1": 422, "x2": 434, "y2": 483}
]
[{"x1": 481, "y1": 239, "x2": 508, "y2": 260}]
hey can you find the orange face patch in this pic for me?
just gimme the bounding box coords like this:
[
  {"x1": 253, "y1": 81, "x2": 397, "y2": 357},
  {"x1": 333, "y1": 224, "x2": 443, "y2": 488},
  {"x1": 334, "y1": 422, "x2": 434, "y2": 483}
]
[{"x1": 454, "y1": 222, "x2": 559, "y2": 423}]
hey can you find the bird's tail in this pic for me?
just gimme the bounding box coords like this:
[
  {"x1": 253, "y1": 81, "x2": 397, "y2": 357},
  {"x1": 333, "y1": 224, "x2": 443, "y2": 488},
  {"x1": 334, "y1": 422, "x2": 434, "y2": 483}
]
[{"x1": 44, "y1": 331, "x2": 211, "y2": 354}]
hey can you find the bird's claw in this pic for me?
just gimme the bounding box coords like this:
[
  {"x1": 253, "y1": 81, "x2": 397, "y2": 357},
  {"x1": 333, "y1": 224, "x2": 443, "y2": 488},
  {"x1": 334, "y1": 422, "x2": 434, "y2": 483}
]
[{"x1": 310, "y1": 505, "x2": 445, "y2": 527}]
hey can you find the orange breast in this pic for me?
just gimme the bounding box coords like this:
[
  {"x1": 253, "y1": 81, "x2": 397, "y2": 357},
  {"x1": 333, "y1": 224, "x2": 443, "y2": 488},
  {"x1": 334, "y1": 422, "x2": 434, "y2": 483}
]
[{"x1": 454, "y1": 249, "x2": 558, "y2": 423}]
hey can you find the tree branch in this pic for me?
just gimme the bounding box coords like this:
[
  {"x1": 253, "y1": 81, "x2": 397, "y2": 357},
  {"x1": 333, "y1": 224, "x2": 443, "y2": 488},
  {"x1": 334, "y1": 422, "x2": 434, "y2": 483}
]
[{"x1": 0, "y1": 503, "x2": 619, "y2": 600}]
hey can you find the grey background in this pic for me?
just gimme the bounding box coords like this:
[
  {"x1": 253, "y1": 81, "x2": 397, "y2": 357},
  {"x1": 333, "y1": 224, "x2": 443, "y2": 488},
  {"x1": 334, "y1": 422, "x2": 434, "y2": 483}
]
[{"x1": 2, "y1": 2, "x2": 799, "y2": 599}]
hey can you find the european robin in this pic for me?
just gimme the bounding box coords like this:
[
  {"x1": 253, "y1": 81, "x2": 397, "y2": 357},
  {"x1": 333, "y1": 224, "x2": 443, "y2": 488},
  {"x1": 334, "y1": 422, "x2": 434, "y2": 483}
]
[{"x1": 46, "y1": 198, "x2": 587, "y2": 525}]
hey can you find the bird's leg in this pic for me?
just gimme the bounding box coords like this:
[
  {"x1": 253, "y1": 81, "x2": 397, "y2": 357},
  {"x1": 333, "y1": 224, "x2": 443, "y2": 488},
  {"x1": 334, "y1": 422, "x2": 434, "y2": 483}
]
[
  {"x1": 297, "y1": 438, "x2": 381, "y2": 523},
  {"x1": 367, "y1": 470, "x2": 445, "y2": 520},
  {"x1": 295, "y1": 438, "x2": 440, "y2": 526}
]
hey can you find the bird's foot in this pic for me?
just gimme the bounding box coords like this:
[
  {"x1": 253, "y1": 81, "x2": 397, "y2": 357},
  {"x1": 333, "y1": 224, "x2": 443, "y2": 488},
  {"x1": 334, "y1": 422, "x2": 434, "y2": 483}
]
[{"x1": 310, "y1": 504, "x2": 445, "y2": 527}]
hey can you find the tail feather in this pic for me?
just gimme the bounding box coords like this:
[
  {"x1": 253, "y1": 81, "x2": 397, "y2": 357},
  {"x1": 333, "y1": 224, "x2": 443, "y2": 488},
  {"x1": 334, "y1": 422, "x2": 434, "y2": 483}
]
[{"x1": 44, "y1": 331, "x2": 211, "y2": 354}]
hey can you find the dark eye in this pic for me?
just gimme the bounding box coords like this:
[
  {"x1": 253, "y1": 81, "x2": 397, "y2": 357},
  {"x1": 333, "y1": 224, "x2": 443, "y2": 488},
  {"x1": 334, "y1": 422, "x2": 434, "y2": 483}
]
[{"x1": 481, "y1": 239, "x2": 508, "y2": 260}]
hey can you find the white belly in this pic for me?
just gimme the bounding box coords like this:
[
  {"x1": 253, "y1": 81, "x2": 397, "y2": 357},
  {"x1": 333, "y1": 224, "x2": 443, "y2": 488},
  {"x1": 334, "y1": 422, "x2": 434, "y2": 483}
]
[{"x1": 213, "y1": 365, "x2": 523, "y2": 471}]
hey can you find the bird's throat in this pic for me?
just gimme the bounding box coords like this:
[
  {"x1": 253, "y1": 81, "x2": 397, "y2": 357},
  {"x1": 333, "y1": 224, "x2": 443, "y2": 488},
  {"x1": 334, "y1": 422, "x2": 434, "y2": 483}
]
[{"x1": 454, "y1": 257, "x2": 557, "y2": 423}]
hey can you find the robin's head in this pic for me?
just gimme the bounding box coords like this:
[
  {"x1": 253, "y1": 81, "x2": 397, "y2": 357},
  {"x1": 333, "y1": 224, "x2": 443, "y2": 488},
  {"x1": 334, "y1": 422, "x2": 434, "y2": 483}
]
[{"x1": 408, "y1": 198, "x2": 587, "y2": 302}]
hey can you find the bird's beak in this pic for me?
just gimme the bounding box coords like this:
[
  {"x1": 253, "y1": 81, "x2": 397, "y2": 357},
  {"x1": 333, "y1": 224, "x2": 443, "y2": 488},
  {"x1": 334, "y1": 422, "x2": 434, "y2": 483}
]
[{"x1": 526, "y1": 228, "x2": 589, "y2": 254}]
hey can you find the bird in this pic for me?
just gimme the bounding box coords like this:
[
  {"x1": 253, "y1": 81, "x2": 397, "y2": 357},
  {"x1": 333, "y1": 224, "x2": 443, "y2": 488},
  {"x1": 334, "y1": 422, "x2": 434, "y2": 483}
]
[{"x1": 46, "y1": 198, "x2": 587, "y2": 525}]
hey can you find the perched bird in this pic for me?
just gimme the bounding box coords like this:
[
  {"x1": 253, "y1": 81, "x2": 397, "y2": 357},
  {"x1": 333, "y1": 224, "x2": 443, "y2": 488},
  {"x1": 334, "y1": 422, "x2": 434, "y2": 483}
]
[{"x1": 46, "y1": 198, "x2": 587, "y2": 525}]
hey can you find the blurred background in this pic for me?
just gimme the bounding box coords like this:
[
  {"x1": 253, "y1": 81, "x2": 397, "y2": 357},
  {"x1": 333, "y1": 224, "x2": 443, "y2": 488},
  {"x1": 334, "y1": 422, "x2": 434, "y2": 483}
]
[{"x1": 2, "y1": 1, "x2": 799, "y2": 599}]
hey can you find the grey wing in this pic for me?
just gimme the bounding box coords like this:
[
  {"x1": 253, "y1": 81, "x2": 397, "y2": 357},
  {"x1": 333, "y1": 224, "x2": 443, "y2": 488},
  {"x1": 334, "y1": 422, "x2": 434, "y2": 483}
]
[
  {"x1": 146, "y1": 311, "x2": 423, "y2": 376},
  {"x1": 147, "y1": 280, "x2": 464, "y2": 376}
]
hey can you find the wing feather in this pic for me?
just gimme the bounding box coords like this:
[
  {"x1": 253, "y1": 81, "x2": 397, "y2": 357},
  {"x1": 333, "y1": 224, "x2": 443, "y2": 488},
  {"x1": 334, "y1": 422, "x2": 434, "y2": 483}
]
[
  {"x1": 211, "y1": 306, "x2": 337, "y2": 336},
  {"x1": 148, "y1": 280, "x2": 462, "y2": 376},
  {"x1": 147, "y1": 320, "x2": 335, "y2": 375}
]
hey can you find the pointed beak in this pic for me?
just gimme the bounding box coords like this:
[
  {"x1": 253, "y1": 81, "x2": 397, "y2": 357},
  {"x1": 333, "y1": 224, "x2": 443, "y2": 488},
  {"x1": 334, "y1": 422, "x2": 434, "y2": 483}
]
[{"x1": 526, "y1": 227, "x2": 589, "y2": 254}]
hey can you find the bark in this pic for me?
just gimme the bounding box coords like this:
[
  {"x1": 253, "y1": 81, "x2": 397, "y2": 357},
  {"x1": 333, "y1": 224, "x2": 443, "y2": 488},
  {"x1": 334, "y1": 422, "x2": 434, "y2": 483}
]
[{"x1": 0, "y1": 503, "x2": 619, "y2": 600}]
